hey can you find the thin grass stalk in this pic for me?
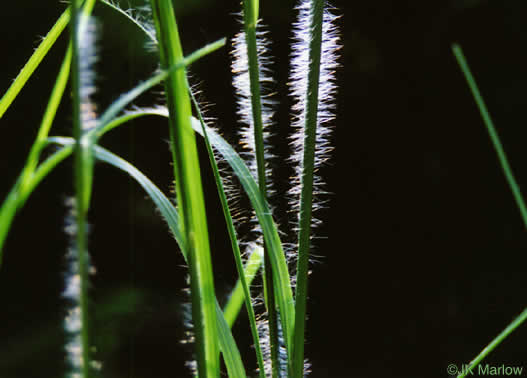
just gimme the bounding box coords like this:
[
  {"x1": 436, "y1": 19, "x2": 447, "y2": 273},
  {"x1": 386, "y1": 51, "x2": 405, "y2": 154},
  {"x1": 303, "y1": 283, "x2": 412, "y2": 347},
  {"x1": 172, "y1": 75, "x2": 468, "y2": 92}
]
[
  {"x1": 118, "y1": 109, "x2": 295, "y2": 375},
  {"x1": 241, "y1": 0, "x2": 281, "y2": 374},
  {"x1": 452, "y1": 44, "x2": 527, "y2": 376},
  {"x1": 149, "y1": 1, "x2": 219, "y2": 376},
  {"x1": 0, "y1": 46, "x2": 69, "y2": 261},
  {"x1": 190, "y1": 117, "x2": 296, "y2": 370},
  {"x1": 292, "y1": 0, "x2": 325, "y2": 376},
  {"x1": 222, "y1": 246, "x2": 264, "y2": 327},
  {"x1": 0, "y1": 8, "x2": 70, "y2": 119},
  {"x1": 190, "y1": 91, "x2": 265, "y2": 377},
  {"x1": 191, "y1": 91, "x2": 266, "y2": 377},
  {"x1": 456, "y1": 307, "x2": 527, "y2": 378},
  {"x1": 46, "y1": 136, "x2": 247, "y2": 376},
  {"x1": 106, "y1": 106, "x2": 296, "y2": 373},
  {"x1": 99, "y1": 0, "x2": 157, "y2": 44},
  {"x1": 0, "y1": 0, "x2": 97, "y2": 119},
  {"x1": 451, "y1": 44, "x2": 527, "y2": 227},
  {"x1": 18, "y1": 46, "x2": 72, "y2": 196},
  {"x1": 0, "y1": 0, "x2": 97, "y2": 265}
]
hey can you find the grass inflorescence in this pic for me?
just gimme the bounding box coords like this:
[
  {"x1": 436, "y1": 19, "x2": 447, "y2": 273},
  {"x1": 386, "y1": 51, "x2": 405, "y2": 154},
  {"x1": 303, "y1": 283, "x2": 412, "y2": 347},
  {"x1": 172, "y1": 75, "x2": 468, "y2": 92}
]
[{"x1": 0, "y1": 0, "x2": 342, "y2": 376}]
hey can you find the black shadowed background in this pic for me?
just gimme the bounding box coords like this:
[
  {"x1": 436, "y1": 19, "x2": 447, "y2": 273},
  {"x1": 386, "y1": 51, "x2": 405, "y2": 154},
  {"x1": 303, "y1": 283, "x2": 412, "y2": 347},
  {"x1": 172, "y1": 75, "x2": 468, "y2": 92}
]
[{"x1": 1, "y1": 0, "x2": 527, "y2": 377}]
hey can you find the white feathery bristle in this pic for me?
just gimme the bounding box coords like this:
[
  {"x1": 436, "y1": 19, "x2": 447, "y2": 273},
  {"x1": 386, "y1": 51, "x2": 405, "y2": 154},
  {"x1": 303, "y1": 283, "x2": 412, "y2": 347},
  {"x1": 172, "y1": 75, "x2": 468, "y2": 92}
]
[
  {"x1": 289, "y1": 0, "x2": 340, "y2": 234},
  {"x1": 63, "y1": 198, "x2": 99, "y2": 377},
  {"x1": 231, "y1": 20, "x2": 279, "y2": 256},
  {"x1": 106, "y1": 1, "x2": 158, "y2": 51},
  {"x1": 231, "y1": 22, "x2": 276, "y2": 183},
  {"x1": 77, "y1": 16, "x2": 99, "y2": 132},
  {"x1": 179, "y1": 281, "x2": 198, "y2": 376},
  {"x1": 288, "y1": 3, "x2": 340, "y2": 374},
  {"x1": 255, "y1": 312, "x2": 288, "y2": 377}
]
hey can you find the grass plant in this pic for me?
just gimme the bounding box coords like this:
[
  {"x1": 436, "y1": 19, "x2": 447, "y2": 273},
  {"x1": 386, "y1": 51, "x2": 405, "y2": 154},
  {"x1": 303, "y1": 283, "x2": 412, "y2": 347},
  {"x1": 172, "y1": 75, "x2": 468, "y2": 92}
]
[
  {"x1": 6, "y1": 1, "x2": 524, "y2": 377},
  {"x1": 452, "y1": 44, "x2": 527, "y2": 378},
  {"x1": 0, "y1": 0, "x2": 340, "y2": 376}
]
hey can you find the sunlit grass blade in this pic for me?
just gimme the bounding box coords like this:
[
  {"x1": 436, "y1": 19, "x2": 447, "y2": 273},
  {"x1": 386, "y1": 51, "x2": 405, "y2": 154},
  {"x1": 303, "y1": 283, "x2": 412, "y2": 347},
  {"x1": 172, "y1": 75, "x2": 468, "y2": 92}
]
[
  {"x1": 44, "y1": 137, "x2": 246, "y2": 377},
  {"x1": 93, "y1": 143, "x2": 245, "y2": 377},
  {"x1": 0, "y1": 0, "x2": 98, "y2": 265},
  {"x1": 452, "y1": 44, "x2": 527, "y2": 227},
  {"x1": 60, "y1": 105, "x2": 296, "y2": 371},
  {"x1": 456, "y1": 307, "x2": 527, "y2": 378},
  {"x1": 99, "y1": 0, "x2": 157, "y2": 44},
  {"x1": 0, "y1": 7, "x2": 69, "y2": 119},
  {"x1": 191, "y1": 90, "x2": 266, "y2": 376},
  {"x1": 149, "y1": 1, "x2": 219, "y2": 375},
  {"x1": 223, "y1": 246, "x2": 264, "y2": 327},
  {"x1": 452, "y1": 43, "x2": 527, "y2": 376},
  {"x1": 0, "y1": 0, "x2": 97, "y2": 119},
  {"x1": 190, "y1": 117, "x2": 295, "y2": 356},
  {"x1": 0, "y1": 145, "x2": 73, "y2": 264},
  {"x1": 93, "y1": 38, "x2": 225, "y2": 139},
  {"x1": 0, "y1": 43, "x2": 69, "y2": 260},
  {"x1": 0, "y1": 36, "x2": 224, "y2": 261},
  {"x1": 91, "y1": 106, "x2": 296, "y2": 354}
]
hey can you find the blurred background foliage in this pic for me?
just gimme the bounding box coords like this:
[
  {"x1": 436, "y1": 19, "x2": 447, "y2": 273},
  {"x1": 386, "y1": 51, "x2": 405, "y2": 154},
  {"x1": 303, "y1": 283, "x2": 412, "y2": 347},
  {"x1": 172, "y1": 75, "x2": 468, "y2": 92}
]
[{"x1": 1, "y1": 0, "x2": 527, "y2": 377}]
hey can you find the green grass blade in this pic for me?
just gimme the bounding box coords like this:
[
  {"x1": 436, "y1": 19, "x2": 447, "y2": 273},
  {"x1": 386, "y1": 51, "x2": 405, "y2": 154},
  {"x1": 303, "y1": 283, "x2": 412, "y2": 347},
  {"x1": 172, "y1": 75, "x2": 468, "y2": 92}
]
[
  {"x1": 149, "y1": 1, "x2": 219, "y2": 375},
  {"x1": 0, "y1": 48, "x2": 71, "y2": 263},
  {"x1": 452, "y1": 44, "x2": 527, "y2": 227},
  {"x1": 18, "y1": 46, "x2": 72, "y2": 196},
  {"x1": 18, "y1": 145, "x2": 73, "y2": 209},
  {"x1": 99, "y1": 0, "x2": 158, "y2": 44},
  {"x1": 214, "y1": 304, "x2": 247, "y2": 378},
  {"x1": 292, "y1": 0, "x2": 325, "y2": 375},
  {"x1": 58, "y1": 105, "x2": 296, "y2": 371},
  {"x1": 0, "y1": 8, "x2": 69, "y2": 118},
  {"x1": 0, "y1": 0, "x2": 97, "y2": 119},
  {"x1": 0, "y1": 145, "x2": 72, "y2": 266},
  {"x1": 452, "y1": 43, "x2": 527, "y2": 376},
  {"x1": 93, "y1": 144, "x2": 244, "y2": 377},
  {"x1": 191, "y1": 90, "x2": 266, "y2": 376},
  {"x1": 457, "y1": 307, "x2": 527, "y2": 378},
  {"x1": 0, "y1": 0, "x2": 97, "y2": 263},
  {"x1": 223, "y1": 246, "x2": 264, "y2": 327},
  {"x1": 190, "y1": 118, "x2": 295, "y2": 356},
  {"x1": 46, "y1": 137, "x2": 246, "y2": 377},
  {"x1": 82, "y1": 107, "x2": 296, "y2": 356},
  {"x1": 93, "y1": 38, "x2": 225, "y2": 139}
]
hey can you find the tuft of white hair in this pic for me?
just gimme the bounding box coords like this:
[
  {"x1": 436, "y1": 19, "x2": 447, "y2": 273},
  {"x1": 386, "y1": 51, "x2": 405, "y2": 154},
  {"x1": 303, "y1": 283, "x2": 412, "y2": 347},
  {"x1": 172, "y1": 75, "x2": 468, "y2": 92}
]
[
  {"x1": 289, "y1": 0, "x2": 340, "y2": 251},
  {"x1": 77, "y1": 16, "x2": 99, "y2": 132}
]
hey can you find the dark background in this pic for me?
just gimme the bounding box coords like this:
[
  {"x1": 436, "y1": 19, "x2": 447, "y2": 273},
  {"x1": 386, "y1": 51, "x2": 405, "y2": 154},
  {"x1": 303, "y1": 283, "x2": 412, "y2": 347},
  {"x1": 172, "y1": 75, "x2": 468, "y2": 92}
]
[{"x1": 1, "y1": 0, "x2": 527, "y2": 377}]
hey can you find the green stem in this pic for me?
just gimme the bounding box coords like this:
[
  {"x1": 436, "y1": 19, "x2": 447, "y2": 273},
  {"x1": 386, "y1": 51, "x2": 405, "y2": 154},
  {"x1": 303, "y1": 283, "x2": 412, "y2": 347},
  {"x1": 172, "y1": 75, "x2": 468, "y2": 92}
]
[
  {"x1": 457, "y1": 307, "x2": 527, "y2": 378},
  {"x1": 191, "y1": 91, "x2": 266, "y2": 377},
  {"x1": 452, "y1": 44, "x2": 527, "y2": 228},
  {"x1": 19, "y1": 46, "x2": 72, "y2": 198},
  {"x1": 452, "y1": 43, "x2": 527, "y2": 377},
  {"x1": 0, "y1": 48, "x2": 71, "y2": 263},
  {"x1": 0, "y1": 8, "x2": 70, "y2": 118},
  {"x1": 293, "y1": 0, "x2": 325, "y2": 376},
  {"x1": 149, "y1": 1, "x2": 219, "y2": 376},
  {"x1": 0, "y1": 0, "x2": 96, "y2": 264},
  {"x1": 222, "y1": 246, "x2": 264, "y2": 327}
]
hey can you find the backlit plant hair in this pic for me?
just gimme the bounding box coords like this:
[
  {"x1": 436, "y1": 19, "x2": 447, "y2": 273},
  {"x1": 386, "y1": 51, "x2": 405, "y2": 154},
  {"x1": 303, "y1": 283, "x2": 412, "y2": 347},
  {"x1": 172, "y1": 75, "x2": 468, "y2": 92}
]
[{"x1": 0, "y1": 0, "x2": 341, "y2": 376}]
